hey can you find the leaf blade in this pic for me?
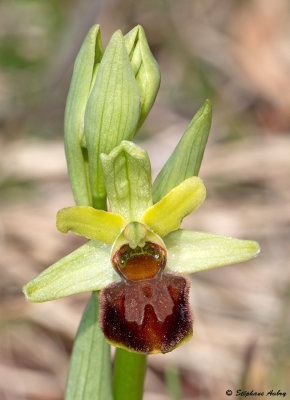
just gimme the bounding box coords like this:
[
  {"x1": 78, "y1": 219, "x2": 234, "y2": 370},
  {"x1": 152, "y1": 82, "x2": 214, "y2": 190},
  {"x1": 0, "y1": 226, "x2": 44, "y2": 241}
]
[
  {"x1": 152, "y1": 100, "x2": 212, "y2": 203},
  {"x1": 64, "y1": 25, "x2": 103, "y2": 206},
  {"x1": 65, "y1": 292, "x2": 113, "y2": 400}
]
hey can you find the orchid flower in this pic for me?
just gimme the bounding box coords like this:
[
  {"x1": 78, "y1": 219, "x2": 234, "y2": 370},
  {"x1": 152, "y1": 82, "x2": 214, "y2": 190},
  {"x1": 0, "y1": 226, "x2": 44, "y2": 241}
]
[{"x1": 23, "y1": 141, "x2": 260, "y2": 354}]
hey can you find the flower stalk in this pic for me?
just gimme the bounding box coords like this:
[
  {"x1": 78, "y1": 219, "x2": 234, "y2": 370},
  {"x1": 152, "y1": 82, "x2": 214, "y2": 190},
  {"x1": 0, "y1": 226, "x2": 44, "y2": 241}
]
[{"x1": 113, "y1": 350, "x2": 147, "y2": 400}]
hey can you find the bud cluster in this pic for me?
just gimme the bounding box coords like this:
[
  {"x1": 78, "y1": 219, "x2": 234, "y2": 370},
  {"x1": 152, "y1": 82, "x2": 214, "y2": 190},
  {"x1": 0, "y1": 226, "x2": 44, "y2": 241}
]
[{"x1": 64, "y1": 25, "x2": 160, "y2": 209}]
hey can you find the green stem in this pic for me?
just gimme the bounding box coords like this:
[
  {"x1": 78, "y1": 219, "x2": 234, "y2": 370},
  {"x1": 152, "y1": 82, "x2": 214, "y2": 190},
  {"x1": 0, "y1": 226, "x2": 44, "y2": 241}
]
[{"x1": 113, "y1": 348, "x2": 147, "y2": 400}]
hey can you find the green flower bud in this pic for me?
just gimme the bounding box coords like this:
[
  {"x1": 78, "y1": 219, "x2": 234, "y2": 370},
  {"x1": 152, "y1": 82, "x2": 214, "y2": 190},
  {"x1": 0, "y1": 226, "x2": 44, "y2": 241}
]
[
  {"x1": 64, "y1": 24, "x2": 103, "y2": 206},
  {"x1": 85, "y1": 30, "x2": 141, "y2": 210},
  {"x1": 124, "y1": 25, "x2": 161, "y2": 129},
  {"x1": 65, "y1": 25, "x2": 160, "y2": 210}
]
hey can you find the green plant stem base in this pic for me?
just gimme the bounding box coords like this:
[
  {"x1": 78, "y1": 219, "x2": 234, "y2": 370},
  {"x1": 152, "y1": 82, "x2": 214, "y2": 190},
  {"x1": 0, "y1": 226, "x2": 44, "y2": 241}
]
[{"x1": 113, "y1": 348, "x2": 147, "y2": 400}]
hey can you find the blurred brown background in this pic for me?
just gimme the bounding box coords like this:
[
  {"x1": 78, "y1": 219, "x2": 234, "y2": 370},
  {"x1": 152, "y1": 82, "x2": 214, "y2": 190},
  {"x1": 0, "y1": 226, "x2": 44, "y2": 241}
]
[{"x1": 0, "y1": 0, "x2": 289, "y2": 399}]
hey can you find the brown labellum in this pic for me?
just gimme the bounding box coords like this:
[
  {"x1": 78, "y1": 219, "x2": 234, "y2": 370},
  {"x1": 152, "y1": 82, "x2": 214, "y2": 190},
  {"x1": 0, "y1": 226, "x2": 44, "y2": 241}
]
[
  {"x1": 100, "y1": 238, "x2": 193, "y2": 353},
  {"x1": 100, "y1": 273, "x2": 193, "y2": 354}
]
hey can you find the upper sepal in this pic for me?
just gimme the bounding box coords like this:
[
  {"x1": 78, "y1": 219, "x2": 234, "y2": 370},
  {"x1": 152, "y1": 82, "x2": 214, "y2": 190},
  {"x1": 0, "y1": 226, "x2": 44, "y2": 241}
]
[{"x1": 101, "y1": 141, "x2": 153, "y2": 221}]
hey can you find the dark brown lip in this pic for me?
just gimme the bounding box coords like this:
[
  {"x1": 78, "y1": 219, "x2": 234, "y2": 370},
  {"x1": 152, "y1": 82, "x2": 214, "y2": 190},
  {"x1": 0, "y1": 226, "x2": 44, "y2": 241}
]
[{"x1": 100, "y1": 273, "x2": 193, "y2": 354}]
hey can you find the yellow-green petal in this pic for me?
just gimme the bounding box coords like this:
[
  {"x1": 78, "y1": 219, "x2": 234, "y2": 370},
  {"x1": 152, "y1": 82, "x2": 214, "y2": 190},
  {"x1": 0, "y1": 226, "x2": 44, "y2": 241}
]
[
  {"x1": 57, "y1": 206, "x2": 126, "y2": 244},
  {"x1": 142, "y1": 177, "x2": 206, "y2": 237},
  {"x1": 23, "y1": 241, "x2": 118, "y2": 302},
  {"x1": 164, "y1": 229, "x2": 260, "y2": 274}
]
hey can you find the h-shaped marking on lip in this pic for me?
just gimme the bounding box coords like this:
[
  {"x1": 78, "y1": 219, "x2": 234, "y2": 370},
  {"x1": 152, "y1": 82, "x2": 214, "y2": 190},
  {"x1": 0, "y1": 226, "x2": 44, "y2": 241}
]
[{"x1": 124, "y1": 279, "x2": 174, "y2": 325}]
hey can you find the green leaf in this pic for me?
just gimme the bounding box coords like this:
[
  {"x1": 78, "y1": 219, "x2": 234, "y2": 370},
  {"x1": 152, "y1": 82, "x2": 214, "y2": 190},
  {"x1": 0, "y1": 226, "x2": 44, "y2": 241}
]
[
  {"x1": 101, "y1": 141, "x2": 152, "y2": 222},
  {"x1": 23, "y1": 241, "x2": 117, "y2": 302},
  {"x1": 164, "y1": 229, "x2": 260, "y2": 274},
  {"x1": 152, "y1": 100, "x2": 212, "y2": 203},
  {"x1": 124, "y1": 25, "x2": 160, "y2": 129},
  {"x1": 142, "y1": 177, "x2": 206, "y2": 237},
  {"x1": 65, "y1": 292, "x2": 113, "y2": 400},
  {"x1": 57, "y1": 206, "x2": 126, "y2": 244},
  {"x1": 165, "y1": 366, "x2": 182, "y2": 400},
  {"x1": 85, "y1": 30, "x2": 141, "y2": 210},
  {"x1": 64, "y1": 25, "x2": 103, "y2": 206}
]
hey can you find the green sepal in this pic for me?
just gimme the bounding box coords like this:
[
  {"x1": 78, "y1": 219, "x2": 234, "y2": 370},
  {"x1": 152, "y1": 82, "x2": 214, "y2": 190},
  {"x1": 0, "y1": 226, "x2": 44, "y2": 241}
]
[
  {"x1": 64, "y1": 24, "x2": 103, "y2": 206},
  {"x1": 101, "y1": 141, "x2": 152, "y2": 222},
  {"x1": 57, "y1": 206, "x2": 126, "y2": 244},
  {"x1": 85, "y1": 31, "x2": 141, "y2": 210},
  {"x1": 152, "y1": 100, "x2": 212, "y2": 203},
  {"x1": 23, "y1": 241, "x2": 117, "y2": 302},
  {"x1": 65, "y1": 292, "x2": 113, "y2": 400},
  {"x1": 142, "y1": 177, "x2": 206, "y2": 237},
  {"x1": 164, "y1": 229, "x2": 260, "y2": 274},
  {"x1": 124, "y1": 25, "x2": 160, "y2": 129}
]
